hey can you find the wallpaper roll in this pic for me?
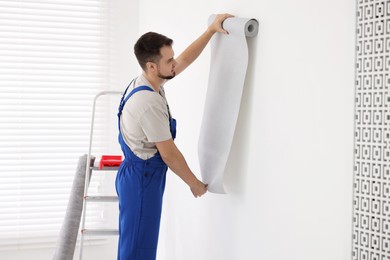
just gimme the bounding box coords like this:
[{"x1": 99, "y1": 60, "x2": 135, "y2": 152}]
[
  {"x1": 52, "y1": 155, "x2": 95, "y2": 260},
  {"x1": 198, "y1": 16, "x2": 258, "y2": 194}
]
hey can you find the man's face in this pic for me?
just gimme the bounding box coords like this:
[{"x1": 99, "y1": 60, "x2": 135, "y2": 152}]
[{"x1": 156, "y1": 45, "x2": 177, "y2": 80}]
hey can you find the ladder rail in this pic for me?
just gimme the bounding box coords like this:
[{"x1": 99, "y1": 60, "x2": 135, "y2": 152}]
[{"x1": 78, "y1": 90, "x2": 123, "y2": 260}]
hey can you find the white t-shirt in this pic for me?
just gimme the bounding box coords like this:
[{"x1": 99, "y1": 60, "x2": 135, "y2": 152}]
[{"x1": 120, "y1": 74, "x2": 172, "y2": 159}]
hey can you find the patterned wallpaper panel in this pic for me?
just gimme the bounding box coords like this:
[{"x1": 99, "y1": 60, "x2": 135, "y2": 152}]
[{"x1": 353, "y1": 1, "x2": 390, "y2": 259}]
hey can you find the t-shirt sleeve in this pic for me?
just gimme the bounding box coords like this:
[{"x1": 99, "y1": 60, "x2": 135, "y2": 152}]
[{"x1": 139, "y1": 104, "x2": 172, "y2": 142}]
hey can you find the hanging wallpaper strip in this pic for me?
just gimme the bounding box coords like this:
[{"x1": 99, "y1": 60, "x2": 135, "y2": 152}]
[{"x1": 198, "y1": 15, "x2": 258, "y2": 193}]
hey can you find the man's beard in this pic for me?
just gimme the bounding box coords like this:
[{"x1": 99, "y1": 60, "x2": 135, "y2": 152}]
[
  {"x1": 158, "y1": 72, "x2": 175, "y2": 80},
  {"x1": 157, "y1": 67, "x2": 176, "y2": 80}
]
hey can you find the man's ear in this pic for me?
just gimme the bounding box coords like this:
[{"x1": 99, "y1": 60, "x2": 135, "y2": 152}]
[{"x1": 146, "y1": 61, "x2": 157, "y2": 73}]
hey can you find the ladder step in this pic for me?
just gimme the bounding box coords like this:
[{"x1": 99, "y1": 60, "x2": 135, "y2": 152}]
[
  {"x1": 81, "y1": 229, "x2": 119, "y2": 236},
  {"x1": 84, "y1": 195, "x2": 118, "y2": 202}
]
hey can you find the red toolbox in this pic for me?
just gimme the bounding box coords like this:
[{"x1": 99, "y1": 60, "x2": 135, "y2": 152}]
[{"x1": 99, "y1": 155, "x2": 123, "y2": 169}]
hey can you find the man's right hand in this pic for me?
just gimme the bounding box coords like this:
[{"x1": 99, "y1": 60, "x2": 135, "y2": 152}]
[{"x1": 190, "y1": 179, "x2": 208, "y2": 198}]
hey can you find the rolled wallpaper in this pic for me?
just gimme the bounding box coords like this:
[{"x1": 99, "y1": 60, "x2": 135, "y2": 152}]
[
  {"x1": 198, "y1": 16, "x2": 258, "y2": 194},
  {"x1": 52, "y1": 155, "x2": 94, "y2": 260}
]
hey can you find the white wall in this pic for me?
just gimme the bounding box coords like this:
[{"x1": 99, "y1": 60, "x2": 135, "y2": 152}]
[{"x1": 139, "y1": 0, "x2": 356, "y2": 260}]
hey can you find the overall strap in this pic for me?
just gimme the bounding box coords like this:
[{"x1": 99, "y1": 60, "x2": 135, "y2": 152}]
[
  {"x1": 117, "y1": 79, "x2": 135, "y2": 113},
  {"x1": 117, "y1": 85, "x2": 154, "y2": 133},
  {"x1": 117, "y1": 85, "x2": 154, "y2": 118}
]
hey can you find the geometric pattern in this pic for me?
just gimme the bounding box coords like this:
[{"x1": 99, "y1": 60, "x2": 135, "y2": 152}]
[{"x1": 353, "y1": 1, "x2": 390, "y2": 259}]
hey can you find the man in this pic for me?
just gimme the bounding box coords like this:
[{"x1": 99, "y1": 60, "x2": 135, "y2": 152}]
[{"x1": 116, "y1": 13, "x2": 234, "y2": 260}]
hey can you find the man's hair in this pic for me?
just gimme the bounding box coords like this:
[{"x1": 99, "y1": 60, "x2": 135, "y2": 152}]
[{"x1": 134, "y1": 32, "x2": 173, "y2": 71}]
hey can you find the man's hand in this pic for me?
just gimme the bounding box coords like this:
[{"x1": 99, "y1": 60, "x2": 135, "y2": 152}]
[
  {"x1": 174, "y1": 13, "x2": 234, "y2": 75},
  {"x1": 208, "y1": 13, "x2": 235, "y2": 34},
  {"x1": 190, "y1": 179, "x2": 208, "y2": 198}
]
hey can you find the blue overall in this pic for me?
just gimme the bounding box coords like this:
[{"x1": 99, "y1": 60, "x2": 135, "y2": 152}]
[{"x1": 116, "y1": 83, "x2": 176, "y2": 260}]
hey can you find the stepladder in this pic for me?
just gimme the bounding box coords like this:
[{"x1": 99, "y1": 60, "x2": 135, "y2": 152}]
[{"x1": 78, "y1": 90, "x2": 123, "y2": 260}]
